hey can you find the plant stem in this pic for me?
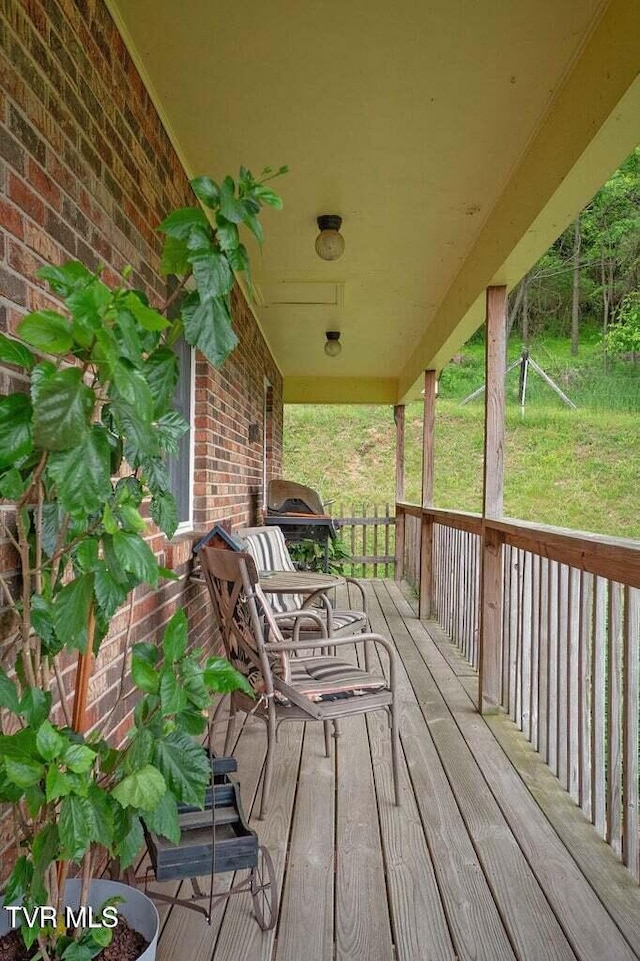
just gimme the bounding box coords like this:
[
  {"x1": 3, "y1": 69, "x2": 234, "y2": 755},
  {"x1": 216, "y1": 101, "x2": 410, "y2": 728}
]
[
  {"x1": 98, "y1": 587, "x2": 137, "y2": 738},
  {"x1": 36, "y1": 934, "x2": 52, "y2": 961},
  {"x1": 162, "y1": 270, "x2": 191, "y2": 315},
  {"x1": 75, "y1": 848, "x2": 93, "y2": 939},
  {"x1": 53, "y1": 658, "x2": 73, "y2": 728}
]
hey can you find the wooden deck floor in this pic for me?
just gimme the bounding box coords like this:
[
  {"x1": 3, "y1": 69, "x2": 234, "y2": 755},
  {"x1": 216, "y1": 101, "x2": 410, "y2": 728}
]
[{"x1": 154, "y1": 579, "x2": 640, "y2": 961}]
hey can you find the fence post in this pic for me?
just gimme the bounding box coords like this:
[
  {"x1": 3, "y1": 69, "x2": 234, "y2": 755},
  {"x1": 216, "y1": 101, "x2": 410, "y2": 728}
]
[{"x1": 419, "y1": 370, "x2": 437, "y2": 617}]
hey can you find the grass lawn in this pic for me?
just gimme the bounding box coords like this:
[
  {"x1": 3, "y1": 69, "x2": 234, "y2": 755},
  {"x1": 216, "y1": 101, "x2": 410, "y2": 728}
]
[{"x1": 283, "y1": 330, "x2": 640, "y2": 540}]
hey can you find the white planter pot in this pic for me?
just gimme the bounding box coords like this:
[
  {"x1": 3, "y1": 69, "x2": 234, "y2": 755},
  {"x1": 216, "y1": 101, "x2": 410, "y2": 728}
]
[{"x1": 1, "y1": 878, "x2": 159, "y2": 961}]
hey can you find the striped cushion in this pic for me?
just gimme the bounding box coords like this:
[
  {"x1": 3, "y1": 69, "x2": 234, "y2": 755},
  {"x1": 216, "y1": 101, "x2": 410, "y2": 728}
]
[
  {"x1": 238, "y1": 527, "x2": 304, "y2": 614},
  {"x1": 289, "y1": 656, "x2": 387, "y2": 703}
]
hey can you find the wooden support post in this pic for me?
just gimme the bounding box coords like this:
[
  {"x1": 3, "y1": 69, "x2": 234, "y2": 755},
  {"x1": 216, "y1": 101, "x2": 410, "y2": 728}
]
[
  {"x1": 419, "y1": 371, "x2": 436, "y2": 618},
  {"x1": 394, "y1": 404, "x2": 406, "y2": 582},
  {"x1": 479, "y1": 285, "x2": 507, "y2": 712},
  {"x1": 394, "y1": 404, "x2": 405, "y2": 504}
]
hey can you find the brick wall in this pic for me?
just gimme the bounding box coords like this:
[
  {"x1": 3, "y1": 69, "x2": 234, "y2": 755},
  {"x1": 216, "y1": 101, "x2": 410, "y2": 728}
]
[{"x1": 0, "y1": 0, "x2": 283, "y2": 868}]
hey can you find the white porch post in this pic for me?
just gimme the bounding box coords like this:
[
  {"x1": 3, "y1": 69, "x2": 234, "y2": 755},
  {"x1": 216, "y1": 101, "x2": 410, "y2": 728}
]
[{"x1": 479, "y1": 285, "x2": 507, "y2": 710}]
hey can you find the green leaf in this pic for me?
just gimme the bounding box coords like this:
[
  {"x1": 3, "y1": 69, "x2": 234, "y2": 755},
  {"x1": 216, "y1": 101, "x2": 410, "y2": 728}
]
[
  {"x1": 150, "y1": 490, "x2": 179, "y2": 538},
  {"x1": 94, "y1": 562, "x2": 128, "y2": 619},
  {"x1": 191, "y1": 175, "x2": 220, "y2": 209},
  {"x1": 112, "y1": 400, "x2": 159, "y2": 466},
  {"x1": 114, "y1": 811, "x2": 144, "y2": 868},
  {"x1": 62, "y1": 742, "x2": 96, "y2": 773},
  {"x1": 155, "y1": 409, "x2": 189, "y2": 455},
  {"x1": 131, "y1": 641, "x2": 159, "y2": 667},
  {"x1": 162, "y1": 609, "x2": 188, "y2": 662},
  {"x1": 45, "y1": 764, "x2": 75, "y2": 802},
  {"x1": 0, "y1": 393, "x2": 33, "y2": 468},
  {"x1": 181, "y1": 292, "x2": 238, "y2": 368},
  {"x1": 126, "y1": 727, "x2": 155, "y2": 773},
  {"x1": 85, "y1": 784, "x2": 115, "y2": 847},
  {"x1": 52, "y1": 574, "x2": 95, "y2": 651},
  {"x1": 218, "y1": 176, "x2": 244, "y2": 224},
  {"x1": 33, "y1": 367, "x2": 94, "y2": 451},
  {"x1": 5, "y1": 756, "x2": 45, "y2": 787},
  {"x1": 0, "y1": 466, "x2": 27, "y2": 499},
  {"x1": 0, "y1": 332, "x2": 35, "y2": 368},
  {"x1": 32, "y1": 823, "x2": 59, "y2": 893},
  {"x1": 25, "y1": 783, "x2": 46, "y2": 817},
  {"x1": 3, "y1": 857, "x2": 33, "y2": 904},
  {"x1": 17, "y1": 309, "x2": 73, "y2": 353},
  {"x1": 112, "y1": 361, "x2": 154, "y2": 418},
  {"x1": 47, "y1": 425, "x2": 112, "y2": 516},
  {"x1": 36, "y1": 720, "x2": 64, "y2": 761},
  {"x1": 131, "y1": 652, "x2": 159, "y2": 695},
  {"x1": 160, "y1": 235, "x2": 191, "y2": 277},
  {"x1": 66, "y1": 281, "x2": 112, "y2": 346},
  {"x1": 124, "y1": 291, "x2": 170, "y2": 331},
  {"x1": 111, "y1": 531, "x2": 159, "y2": 586},
  {"x1": 214, "y1": 214, "x2": 240, "y2": 252},
  {"x1": 73, "y1": 536, "x2": 101, "y2": 573},
  {"x1": 112, "y1": 763, "x2": 166, "y2": 810},
  {"x1": 158, "y1": 207, "x2": 210, "y2": 240},
  {"x1": 62, "y1": 942, "x2": 94, "y2": 961},
  {"x1": 19, "y1": 688, "x2": 51, "y2": 727},
  {"x1": 175, "y1": 707, "x2": 207, "y2": 736},
  {"x1": 227, "y1": 243, "x2": 250, "y2": 274},
  {"x1": 153, "y1": 731, "x2": 210, "y2": 807},
  {"x1": 203, "y1": 655, "x2": 253, "y2": 695},
  {"x1": 252, "y1": 184, "x2": 284, "y2": 209},
  {"x1": 145, "y1": 347, "x2": 179, "y2": 416},
  {"x1": 189, "y1": 249, "x2": 234, "y2": 299},
  {"x1": 180, "y1": 658, "x2": 210, "y2": 710},
  {"x1": 241, "y1": 207, "x2": 264, "y2": 246},
  {"x1": 59, "y1": 794, "x2": 93, "y2": 860},
  {"x1": 0, "y1": 666, "x2": 20, "y2": 713},
  {"x1": 139, "y1": 455, "x2": 170, "y2": 495},
  {"x1": 142, "y1": 790, "x2": 180, "y2": 844},
  {"x1": 159, "y1": 669, "x2": 186, "y2": 715},
  {"x1": 38, "y1": 261, "x2": 94, "y2": 296}
]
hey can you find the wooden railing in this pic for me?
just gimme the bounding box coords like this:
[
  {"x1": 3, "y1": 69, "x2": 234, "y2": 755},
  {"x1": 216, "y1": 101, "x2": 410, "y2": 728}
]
[
  {"x1": 331, "y1": 504, "x2": 395, "y2": 578},
  {"x1": 396, "y1": 502, "x2": 640, "y2": 881}
]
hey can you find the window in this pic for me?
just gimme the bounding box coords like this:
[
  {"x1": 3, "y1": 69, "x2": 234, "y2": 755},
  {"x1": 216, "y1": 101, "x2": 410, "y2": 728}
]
[{"x1": 167, "y1": 335, "x2": 195, "y2": 531}]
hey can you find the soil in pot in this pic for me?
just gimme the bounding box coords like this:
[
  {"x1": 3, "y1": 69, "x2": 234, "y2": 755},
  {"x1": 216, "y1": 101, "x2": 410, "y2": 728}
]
[{"x1": 0, "y1": 919, "x2": 149, "y2": 961}]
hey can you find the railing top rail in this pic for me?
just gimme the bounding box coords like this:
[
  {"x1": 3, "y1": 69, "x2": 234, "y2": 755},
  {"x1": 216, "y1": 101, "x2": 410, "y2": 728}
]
[{"x1": 395, "y1": 502, "x2": 640, "y2": 588}]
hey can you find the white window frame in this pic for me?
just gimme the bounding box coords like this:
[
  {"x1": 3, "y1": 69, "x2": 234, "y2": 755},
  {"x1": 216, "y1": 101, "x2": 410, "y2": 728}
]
[{"x1": 170, "y1": 342, "x2": 196, "y2": 534}]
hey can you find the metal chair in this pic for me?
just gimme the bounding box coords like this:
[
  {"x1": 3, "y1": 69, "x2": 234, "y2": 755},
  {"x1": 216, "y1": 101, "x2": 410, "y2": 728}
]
[{"x1": 200, "y1": 547, "x2": 401, "y2": 819}]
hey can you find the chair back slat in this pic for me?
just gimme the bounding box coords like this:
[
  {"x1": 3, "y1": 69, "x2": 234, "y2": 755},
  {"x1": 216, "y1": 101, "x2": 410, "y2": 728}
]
[{"x1": 235, "y1": 526, "x2": 303, "y2": 613}]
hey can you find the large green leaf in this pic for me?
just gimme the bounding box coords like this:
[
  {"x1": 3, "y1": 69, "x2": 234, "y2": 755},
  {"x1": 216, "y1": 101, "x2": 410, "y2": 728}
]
[
  {"x1": 214, "y1": 214, "x2": 240, "y2": 253},
  {"x1": 153, "y1": 731, "x2": 210, "y2": 807},
  {"x1": 5, "y1": 756, "x2": 45, "y2": 788},
  {"x1": 190, "y1": 175, "x2": 220, "y2": 209},
  {"x1": 37, "y1": 261, "x2": 94, "y2": 296},
  {"x1": 0, "y1": 666, "x2": 20, "y2": 713},
  {"x1": 218, "y1": 177, "x2": 244, "y2": 224},
  {"x1": 85, "y1": 784, "x2": 115, "y2": 848},
  {"x1": 252, "y1": 184, "x2": 284, "y2": 209},
  {"x1": 0, "y1": 332, "x2": 35, "y2": 369},
  {"x1": 17, "y1": 310, "x2": 73, "y2": 354},
  {"x1": 35, "y1": 720, "x2": 64, "y2": 762},
  {"x1": 19, "y1": 688, "x2": 52, "y2": 728},
  {"x1": 162, "y1": 610, "x2": 187, "y2": 662},
  {"x1": 62, "y1": 742, "x2": 96, "y2": 773},
  {"x1": 204, "y1": 655, "x2": 253, "y2": 696},
  {"x1": 52, "y1": 574, "x2": 94, "y2": 651},
  {"x1": 3, "y1": 856, "x2": 33, "y2": 905},
  {"x1": 32, "y1": 823, "x2": 59, "y2": 895},
  {"x1": 110, "y1": 531, "x2": 159, "y2": 586},
  {"x1": 131, "y1": 652, "x2": 159, "y2": 694},
  {"x1": 158, "y1": 207, "x2": 210, "y2": 240},
  {"x1": 47, "y1": 425, "x2": 112, "y2": 516},
  {"x1": 181, "y1": 292, "x2": 238, "y2": 368},
  {"x1": 125, "y1": 727, "x2": 155, "y2": 773},
  {"x1": 142, "y1": 790, "x2": 180, "y2": 844},
  {"x1": 159, "y1": 669, "x2": 186, "y2": 715},
  {"x1": 160, "y1": 235, "x2": 191, "y2": 277},
  {"x1": 124, "y1": 291, "x2": 169, "y2": 331},
  {"x1": 59, "y1": 794, "x2": 93, "y2": 860},
  {"x1": 0, "y1": 393, "x2": 33, "y2": 468},
  {"x1": 189, "y1": 249, "x2": 233, "y2": 299},
  {"x1": 66, "y1": 281, "x2": 112, "y2": 346},
  {"x1": 33, "y1": 367, "x2": 94, "y2": 451},
  {"x1": 112, "y1": 360, "x2": 154, "y2": 417},
  {"x1": 150, "y1": 490, "x2": 179, "y2": 538},
  {"x1": 112, "y1": 763, "x2": 166, "y2": 810},
  {"x1": 139, "y1": 455, "x2": 170, "y2": 495},
  {"x1": 155, "y1": 409, "x2": 189, "y2": 455},
  {"x1": 112, "y1": 400, "x2": 159, "y2": 466},
  {"x1": 145, "y1": 347, "x2": 179, "y2": 416},
  {"x1": 94, "y1": 562, "x2": 128, "y2": 619},
  {"x1": 113, "y1": 811, "x2": 144, "y2": 868}
]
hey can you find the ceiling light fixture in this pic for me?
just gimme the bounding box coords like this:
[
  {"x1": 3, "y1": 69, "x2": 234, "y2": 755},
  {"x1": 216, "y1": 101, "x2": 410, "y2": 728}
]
[
  {"x1": 315, "y1": 214, "x2": 345, "y2": 261},
  {"x1": 324, "y1": 330, "x2": 342, "y2": 357}
]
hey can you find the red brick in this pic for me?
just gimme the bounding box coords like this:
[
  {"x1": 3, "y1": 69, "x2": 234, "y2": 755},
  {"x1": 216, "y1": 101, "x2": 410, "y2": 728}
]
[
  {"x1": 8, "y1": 171, "x2": 45, "y2": 224},
  {"x1": 27, "y1": 157, "x2": 61, "y2": 210},
  {"x1": 0, "y1": 197, "x2": 24, "y2": 240},
  {"x1": 8, "y1": 239, "x2": 43, "y2": 281}
]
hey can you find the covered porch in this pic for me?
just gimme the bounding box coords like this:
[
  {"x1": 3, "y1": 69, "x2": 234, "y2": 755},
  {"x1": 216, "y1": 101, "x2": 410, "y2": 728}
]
[{"x1": 153, "y1": 579, "x2": 640, "y2": 961}]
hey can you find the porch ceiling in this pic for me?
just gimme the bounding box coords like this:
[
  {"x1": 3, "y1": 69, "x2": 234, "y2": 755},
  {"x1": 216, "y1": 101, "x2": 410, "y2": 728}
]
[{"x1": 108, "y1": 0, "x2": 640, "y2": 404}]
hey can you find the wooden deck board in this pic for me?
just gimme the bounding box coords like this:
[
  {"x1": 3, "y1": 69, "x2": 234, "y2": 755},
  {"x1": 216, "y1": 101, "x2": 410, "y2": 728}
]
[{"x1": 154, "y1": 578, "x2": 640, "y2": 961}]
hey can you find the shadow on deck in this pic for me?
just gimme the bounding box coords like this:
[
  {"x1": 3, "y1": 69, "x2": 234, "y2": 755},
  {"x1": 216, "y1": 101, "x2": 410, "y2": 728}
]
[{"x1": 154, "y1": 579, "x2": 640, "y2": 961}]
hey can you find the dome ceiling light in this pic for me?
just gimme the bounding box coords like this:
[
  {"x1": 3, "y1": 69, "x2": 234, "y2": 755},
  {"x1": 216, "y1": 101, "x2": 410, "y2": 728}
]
[
  {"x1": 315, "y1": 215, "x2": 345, "y2": 261},
  {"x1": 324, "y1": 330, "x2": 342, "y2": 357}
]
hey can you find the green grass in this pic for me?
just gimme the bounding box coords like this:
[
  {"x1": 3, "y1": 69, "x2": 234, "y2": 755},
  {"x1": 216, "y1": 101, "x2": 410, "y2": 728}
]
[{"x1": 283, "y1": 331, "x2": 640, "y2": 540}]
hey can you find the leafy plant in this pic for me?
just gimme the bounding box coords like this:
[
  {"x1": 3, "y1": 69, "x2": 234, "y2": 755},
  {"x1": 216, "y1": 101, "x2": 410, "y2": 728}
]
[
  {"x1": 0, "y1": 165, "x2": 285, "y2": 960},
  {"x1": 604, "y1": 290, "x2": 640, "y2": 356},
  {"x1": 287, "y1": 536, "x2": 351, "y2": 574}
]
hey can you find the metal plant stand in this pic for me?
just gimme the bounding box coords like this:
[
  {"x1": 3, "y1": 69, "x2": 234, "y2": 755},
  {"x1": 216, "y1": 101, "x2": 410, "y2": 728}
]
[{"x1": 141, "y1": 755, "x2": 278, "y2": 931}]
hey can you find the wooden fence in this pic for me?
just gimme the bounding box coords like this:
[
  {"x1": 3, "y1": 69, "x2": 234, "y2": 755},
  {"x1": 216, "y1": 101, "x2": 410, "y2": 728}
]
[
  {"x1": 331, "y1": 504, "x2": 396, "y2": 578},
  {"x1": 396, "y1": 503, "x2": 640, "y2": 881}
]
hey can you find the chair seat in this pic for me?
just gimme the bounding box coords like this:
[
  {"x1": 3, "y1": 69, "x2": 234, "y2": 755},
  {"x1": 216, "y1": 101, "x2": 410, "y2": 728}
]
[
  {"x1": 289, "y1": 655, "x2": 387, "y2": 703},
  {"x1": 276, "y1": 608, "x2": 367, "y2": 636}
]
